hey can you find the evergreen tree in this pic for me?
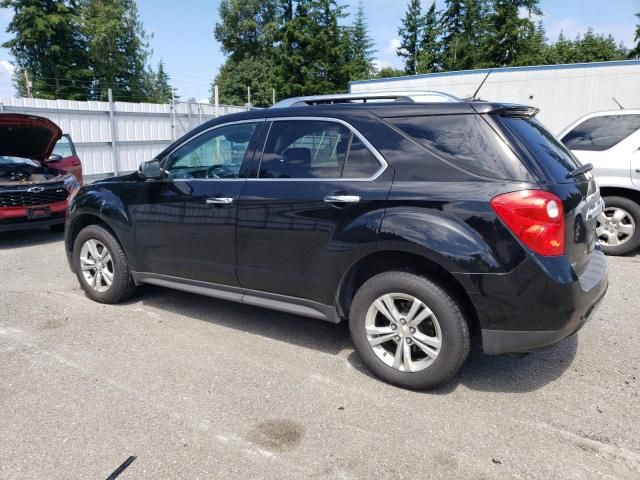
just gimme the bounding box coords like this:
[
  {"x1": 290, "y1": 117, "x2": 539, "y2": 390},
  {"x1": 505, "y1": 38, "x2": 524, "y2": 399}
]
[
  {"x1": 486, "y1": 0, "x2": 542, "y2": 66},
  {"x1": 440, "y1": 0, "x2": 489, "y2": 71},
  {"x1": 344, "y1": 1, "x2": 376, "y2": 80},
  {"x1": 630, "y1": 13, "x2": 640, "y2": 59},
  {"x1": 416, "y1": 2, "x2": 440, "y2": 73},
  {"x1": 375, "y1": 66, "x2": 405, "y2": 78},
  {"x1": 145, "y1": 59, "x2": 173, "y2": 104},
  {"x1": 277, "y1": 0, "x2": 348, "y2": 97},
  {"x1": 214, "y1": 56, "x2": 277, "y2": 107},
  {"x1": 397, "y1": 0, "x2": 422, "y2": 74},
  {"x1": 1, "y1": 0, "x2": 91, "y2": 99},
  {"x1": 80, "y1": 0, "x2": 150, "y2": 101},
  {"x1": 543, "y1": 30, "x2": 628, "y2": 64}
]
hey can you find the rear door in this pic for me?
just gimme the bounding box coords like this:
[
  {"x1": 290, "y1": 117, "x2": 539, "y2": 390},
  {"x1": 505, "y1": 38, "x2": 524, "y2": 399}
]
[
  {"x1": 236, "y1": 117, "x2": 393, "y2": 306},
  {"x1": 50, "y1": 134, "x2": 83, "y2": 183}
]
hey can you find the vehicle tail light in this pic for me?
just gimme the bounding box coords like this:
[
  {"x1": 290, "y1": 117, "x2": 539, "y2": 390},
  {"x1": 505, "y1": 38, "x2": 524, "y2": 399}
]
[{"x1": 491, "y1": 190, "x2": 565, "y2": 256}]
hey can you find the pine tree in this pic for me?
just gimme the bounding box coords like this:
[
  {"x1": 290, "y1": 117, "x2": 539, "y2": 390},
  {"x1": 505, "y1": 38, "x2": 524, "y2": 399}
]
[
  {"x1": 485, "y1": 0, "x2": 542, "y2": 66},
  {"x1": 440, "y1": 0, "x2": 489, "y2": 71},
  {"x1": 145, "y1": 59, "x2": 173, "y2": 104},
  {"x1": 345, "y1": 1, "x2": 375, "y2": 80},
  {"x1": 1, "y1": 0, "x2": 91, "y2": 100},
  {"x1": 630, "y1": 13, "x2": 640, "y2": 59},
  {"x1": 416, "y1": 2, "x2": 440, "y2": 73},
  {"x1": 543, "y1": 30, "x2": 628, "y2": 64},
  {"x1": 397, "y1": 0, "x2": 422, "y2": 74},
  {"x1": 81, "y1": 0, "x2": 150, "y2": 101}
]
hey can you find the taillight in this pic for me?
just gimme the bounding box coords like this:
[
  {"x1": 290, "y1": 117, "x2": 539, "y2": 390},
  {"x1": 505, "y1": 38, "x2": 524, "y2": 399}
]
[{"x1": 491, "y1": 190, "x2": 565, "y2": 256}]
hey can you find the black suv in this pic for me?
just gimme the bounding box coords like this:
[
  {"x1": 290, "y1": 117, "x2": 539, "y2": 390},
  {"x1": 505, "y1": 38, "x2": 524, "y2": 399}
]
[{"x1": 65, "y1": 92, "x2": 608, "y2": 389}]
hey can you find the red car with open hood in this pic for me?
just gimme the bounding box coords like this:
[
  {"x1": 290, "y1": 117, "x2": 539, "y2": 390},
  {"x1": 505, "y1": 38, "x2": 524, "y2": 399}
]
[{"x1": 0, "y1": 113, "x2": 82, "y2": 232}]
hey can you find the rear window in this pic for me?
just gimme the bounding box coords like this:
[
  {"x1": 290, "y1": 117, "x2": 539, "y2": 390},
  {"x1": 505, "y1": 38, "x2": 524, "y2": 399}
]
[
  {"x1": 500, "y1": 116, "x2": 580, "y2": 183},
  {"x1": 561, "y1": 114, "x2": 640, "y2": 151},
  {"x1": 388, "y1": 114, "x2": 527, "y2": 180}
]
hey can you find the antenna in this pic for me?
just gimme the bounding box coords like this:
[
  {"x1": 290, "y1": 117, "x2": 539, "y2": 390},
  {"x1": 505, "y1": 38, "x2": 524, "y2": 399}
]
[
  {"x1": 469, "y1": 70, "x2": 492, "y2": 101},
  {"x1": 612, "y1": 97, "x2": 624, "y2": 110}
]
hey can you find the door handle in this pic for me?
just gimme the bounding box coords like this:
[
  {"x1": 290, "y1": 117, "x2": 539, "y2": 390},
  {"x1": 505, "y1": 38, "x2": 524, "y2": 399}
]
[
  {"x1": 206, "y1": 197, "x2": 234, "y2": 205},
  {"x1": 324, "y1": 194, "x2": 361, "y2": 204}
]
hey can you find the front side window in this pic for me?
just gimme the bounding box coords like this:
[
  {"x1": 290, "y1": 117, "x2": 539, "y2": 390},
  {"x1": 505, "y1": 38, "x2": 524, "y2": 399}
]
[
  {"x1": 52, "y1": 135, "x2": 73, "y2": 158},
  {"x1": 165, "y1": 122, "x2": 258, "y2": 179},
  {"x1": 561, "y1": 114, "x2": 640, "y2": 151},
  {"x1": 258, "y1": 120, "x2": 381, "y2": 179}
]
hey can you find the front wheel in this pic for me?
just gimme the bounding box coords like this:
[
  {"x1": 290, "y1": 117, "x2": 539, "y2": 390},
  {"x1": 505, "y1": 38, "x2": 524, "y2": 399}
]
[
  {"x1": 72, "y1": 224, "x2": 137, "y2": 303},
  {"x1": 349, "y1": 271, "x2": 470, "y2": 390},
  {"x1": 597, "y1": 196, "x2": 640, "y2": 255}
]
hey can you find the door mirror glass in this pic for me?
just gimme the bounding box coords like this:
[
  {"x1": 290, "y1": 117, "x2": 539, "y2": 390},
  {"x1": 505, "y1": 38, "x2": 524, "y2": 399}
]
[{"x1": 139, "y1": 159, "x2": 164, "y2": 179}]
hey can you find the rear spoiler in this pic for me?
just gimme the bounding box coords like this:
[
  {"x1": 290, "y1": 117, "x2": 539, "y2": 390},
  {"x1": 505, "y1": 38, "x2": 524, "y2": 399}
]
[{"x1": 471, "y1": 103, "x2": 539, "y2": 117}]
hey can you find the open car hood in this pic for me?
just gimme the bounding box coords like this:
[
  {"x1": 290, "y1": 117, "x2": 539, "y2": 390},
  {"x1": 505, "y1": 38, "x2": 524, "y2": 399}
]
[{"x1": 0, "y1": 113, "x2": 63, "y2": 161}]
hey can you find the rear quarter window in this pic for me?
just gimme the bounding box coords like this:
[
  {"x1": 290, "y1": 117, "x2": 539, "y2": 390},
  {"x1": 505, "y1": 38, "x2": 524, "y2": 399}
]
[
  {"x1": 561, "y1": 114, "x2": 640, "y2": 151},
  {"x1": 387, "y1": 114, "x2": 528, "y2": 180}
]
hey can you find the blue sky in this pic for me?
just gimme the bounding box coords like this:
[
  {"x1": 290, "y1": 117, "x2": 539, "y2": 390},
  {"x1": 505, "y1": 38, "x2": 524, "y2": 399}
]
[{"x1": 0, "y1": 0, "x2": 638, "y2": 100}]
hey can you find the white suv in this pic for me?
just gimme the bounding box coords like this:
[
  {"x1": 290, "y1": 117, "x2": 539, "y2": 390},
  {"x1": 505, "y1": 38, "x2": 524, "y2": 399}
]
[{"x1": 559, "y1": 110, "x2": 640, "y2": 255}]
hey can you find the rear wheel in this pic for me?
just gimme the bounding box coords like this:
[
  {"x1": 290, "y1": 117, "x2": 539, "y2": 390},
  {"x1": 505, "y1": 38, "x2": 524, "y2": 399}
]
[
  {"x1": 349, "y1": 271, "x2": 470, "y2": 390},
  {"x1": 597, "y1": 196, "x2": 640, "y2": 255},
  {"x1": 72, "y1": 225, "x2": 137, "y2": 303}
]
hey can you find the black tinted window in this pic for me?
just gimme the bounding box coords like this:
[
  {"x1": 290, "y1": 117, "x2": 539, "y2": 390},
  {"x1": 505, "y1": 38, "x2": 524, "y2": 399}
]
[
  {"x1": 343, "y1": 137, "x2": 381, "y2": 178},
  {"x1": 259, "y1": 120, "x2": 380, "y2": 179},
  {"x1": 561, "y1": 114, "x2": 640, "y2": 151},
  {"x1": 389, "y1": 114, "x2": 525, "y2": 180},
  {"x1": 501, "y1": 116, "x2": 579, "y2": 182}
]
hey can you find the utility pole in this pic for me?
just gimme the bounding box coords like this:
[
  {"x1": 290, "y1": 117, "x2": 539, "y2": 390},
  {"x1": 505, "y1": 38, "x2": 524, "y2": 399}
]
[
  {"x1": 247, "y1": 86, "x2": 251, "y2": 108},
  {"x1": 272, "y1": 88, "x2": 276, "y2": 106},
  {"x1": 24, "y1": 71, "x2": 32, "y2": 98},
  {"x1": 214, "y1": 84, "x2": 219, "y2": 118}
]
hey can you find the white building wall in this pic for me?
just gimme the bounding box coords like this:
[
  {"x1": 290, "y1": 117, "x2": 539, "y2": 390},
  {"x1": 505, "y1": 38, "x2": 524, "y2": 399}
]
[
  {"x1": 349, "y1": 60, "x2": 640, "y2": 133},
  {"x1": 0, "y1": 97, "x2": 251, "y2": 177}
]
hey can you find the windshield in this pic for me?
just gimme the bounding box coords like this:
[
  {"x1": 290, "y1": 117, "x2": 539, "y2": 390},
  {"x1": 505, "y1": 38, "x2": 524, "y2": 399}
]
[{"x1": 0, "y1": 156, "x2": 39, "y2": 167}]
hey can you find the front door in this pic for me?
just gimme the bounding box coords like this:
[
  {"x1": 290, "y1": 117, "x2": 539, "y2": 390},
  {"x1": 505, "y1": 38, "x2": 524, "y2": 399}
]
[
  {"x1": 134, "y1": 121, "x2": 262, "y2": 286},
  {"x1": 236, "y1": 118, "x2": 393, "y2": 306},
  {"x1": 50, "y1": 134, "x2": 83, "y2": 183}
]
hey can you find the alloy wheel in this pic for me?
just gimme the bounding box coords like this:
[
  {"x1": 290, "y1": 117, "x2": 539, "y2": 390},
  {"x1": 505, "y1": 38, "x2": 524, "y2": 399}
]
[
  {"x1": 80, "y1": 239, "x2": 114, "y2": 293},
  {"x1": 365, "y1": 293, "x2": 442, "y2": 373},
  {"x1": 596, "y1": 208, "x2": 635, "y2": 247}
]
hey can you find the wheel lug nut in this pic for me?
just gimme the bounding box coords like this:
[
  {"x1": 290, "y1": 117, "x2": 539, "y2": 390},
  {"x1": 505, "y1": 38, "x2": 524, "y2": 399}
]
[
  {"x1": 394, "y1": 336, "x2": 401, "y2": 342},
  {"x1": 406, "y1": 338, "x2": 412, "y2": 344},
  {"x1": 410, "y1": 327, "x2": 416, "y2": 334},
  {"x1": 400, "y1": 319, "x2": 406, "y2": 325},
  {"x1": 391, "y1": 324, "x2": 397, "y2": 331}
]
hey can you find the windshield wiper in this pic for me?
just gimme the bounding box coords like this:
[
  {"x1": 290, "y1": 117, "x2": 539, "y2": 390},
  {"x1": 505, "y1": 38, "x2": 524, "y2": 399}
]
[{"x1": 567, "y1": 163, "x2": 593, "y2": 179}]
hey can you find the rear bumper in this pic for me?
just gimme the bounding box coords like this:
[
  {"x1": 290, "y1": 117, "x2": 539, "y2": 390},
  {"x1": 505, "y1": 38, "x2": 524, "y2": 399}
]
[{"x1": 455, "y1": 249, "x2": 608, "y2": 355}]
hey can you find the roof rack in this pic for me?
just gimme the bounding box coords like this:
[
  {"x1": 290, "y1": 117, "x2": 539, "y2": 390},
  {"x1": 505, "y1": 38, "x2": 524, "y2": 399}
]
[{"x1": 271, "y1": 91, "x2": 461, "y2": 108}]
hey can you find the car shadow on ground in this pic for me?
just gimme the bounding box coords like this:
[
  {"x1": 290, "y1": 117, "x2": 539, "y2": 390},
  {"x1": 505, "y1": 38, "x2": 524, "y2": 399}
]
[
  {"x1": 0, "y1": 228, "x2": 64, "y2": 250},
  {"x1": 127, "y1": 284, "x2": 580, "y2": 394}
]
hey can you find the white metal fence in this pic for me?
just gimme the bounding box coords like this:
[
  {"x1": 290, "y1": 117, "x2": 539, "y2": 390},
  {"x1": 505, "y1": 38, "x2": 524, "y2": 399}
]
[{"x1": 0, "y1": 96, "x2": 251, "y2": 178}]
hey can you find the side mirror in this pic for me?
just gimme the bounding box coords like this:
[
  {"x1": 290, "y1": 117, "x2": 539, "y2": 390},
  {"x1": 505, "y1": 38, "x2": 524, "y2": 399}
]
[
  {"x1": 47, "y1": 154, "x2": 63, "y2": 163},
  {"x1": 139, "y1": 159, "x2": 164, "y2": 180}
]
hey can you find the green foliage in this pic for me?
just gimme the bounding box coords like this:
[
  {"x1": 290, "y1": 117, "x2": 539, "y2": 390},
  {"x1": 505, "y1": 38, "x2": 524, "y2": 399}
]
[
  {"x1": 146, "y1": 60, "x2": 174, "y2": 104},
  {"x1": 344, "y1": 1, "x2": 376, "y2": 80},
  {"x1": 397, "y1": 0, "x2": 422, "y2": 74},
  {"x1": 375, "y1": 66, "x2": 405, "y2": 78},
  {"x1": 543, "y1": 29, "x2": 628, "y2": 64},
  {"x1": 630, "y1": 13, "x2": 640, "y2": 59},
  {"x1": 80, "y1": 0, "x2": 150, "y2": 101},
  {"x1": 416, "y1": 2, "x2": 440, "y2": 73},
  {"x1": 1, "y1": 0, "x2": 91, "y2": 100},
  {"x1": 214, "y1": 56, "x2": 277, "y2": 107}
]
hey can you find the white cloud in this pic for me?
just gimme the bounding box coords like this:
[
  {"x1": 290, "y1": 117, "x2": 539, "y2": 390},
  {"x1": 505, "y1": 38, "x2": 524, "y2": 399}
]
[
  {"x1": 384, "y1": 37, "x2": 401, "y2": 56},
  {"x1": 372, "y1": 58, "x2": 392, "y2": 71},
  {"x1": 0, "y1": 59, "x2": 15, "y2": 97}
]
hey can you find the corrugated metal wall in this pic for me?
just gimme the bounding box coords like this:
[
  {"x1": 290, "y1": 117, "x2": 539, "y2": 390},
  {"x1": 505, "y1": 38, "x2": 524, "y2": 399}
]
[
  {"x1": 349, "y1": 60, "x2": 640, "y2": 133},
  {"x1": 0, "y1": 97, "x2": 251, "y2": 177}
]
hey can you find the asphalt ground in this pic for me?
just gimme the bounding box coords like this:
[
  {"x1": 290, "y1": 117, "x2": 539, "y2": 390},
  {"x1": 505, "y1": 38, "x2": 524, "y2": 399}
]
[{"x1": 1, "y1": 228, "x2": 639, "y2": 479}]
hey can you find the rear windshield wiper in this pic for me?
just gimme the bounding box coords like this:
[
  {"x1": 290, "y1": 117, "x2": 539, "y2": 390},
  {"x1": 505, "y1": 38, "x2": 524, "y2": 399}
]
[{"x1": 567, "y1": 163, "x2": 593, "y2": 179}]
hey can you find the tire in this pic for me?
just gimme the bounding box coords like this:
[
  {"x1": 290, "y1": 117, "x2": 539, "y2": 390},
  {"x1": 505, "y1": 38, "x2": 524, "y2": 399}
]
[
  {"x1": 349, "y1": 271, "x2": 470, "y2": 390},
  {"x1": 598, "y1": 196, "x2": 640, "y2": 256},
  {"x1": 72, "y1": 224, "x2": 137, "y2": 304}
]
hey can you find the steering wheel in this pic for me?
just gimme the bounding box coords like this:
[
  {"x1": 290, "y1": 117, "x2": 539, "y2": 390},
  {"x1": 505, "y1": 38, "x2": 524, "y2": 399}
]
[{"x1": 206, "y1": 164, "x2": 235, "y2": 179}]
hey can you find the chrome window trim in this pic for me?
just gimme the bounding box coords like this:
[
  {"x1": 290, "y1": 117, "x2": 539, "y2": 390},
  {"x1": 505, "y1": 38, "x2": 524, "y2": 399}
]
[
  {"x1": 249, "y1": 116, "x2": 389, "y2": 182},
  {"x1": 159, "y1": 118, "x2": 265, "y2": 182}
]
